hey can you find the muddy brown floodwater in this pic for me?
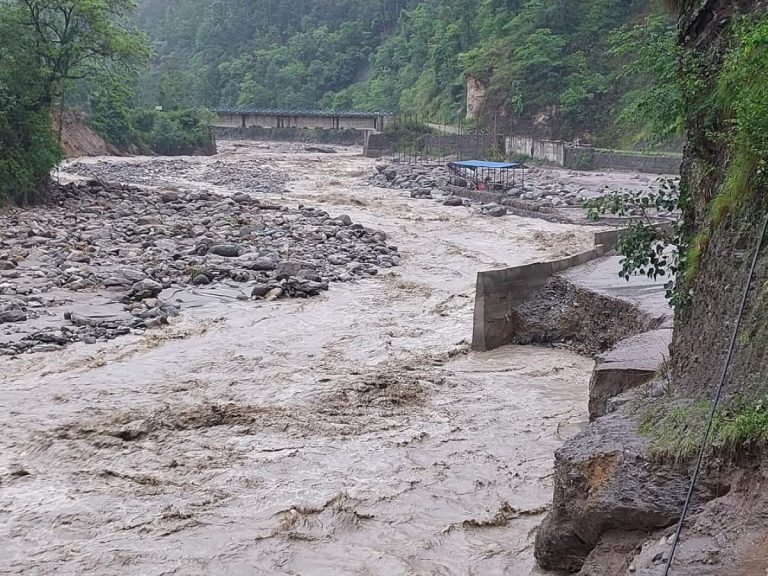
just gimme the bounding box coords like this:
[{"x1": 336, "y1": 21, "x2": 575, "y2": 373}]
[{"x1": 2, "y1": 142, "x2": 599, "y2": 575}]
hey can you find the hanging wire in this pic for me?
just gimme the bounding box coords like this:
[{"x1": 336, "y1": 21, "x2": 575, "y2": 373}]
[{"x1": 664, "y1": 213, "x2": 768, "y2": 575}]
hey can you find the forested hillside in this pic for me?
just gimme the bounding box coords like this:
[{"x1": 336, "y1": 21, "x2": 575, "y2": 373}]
[{"x1": 135, "y1": 0, "x2": 679, "y2": 144}]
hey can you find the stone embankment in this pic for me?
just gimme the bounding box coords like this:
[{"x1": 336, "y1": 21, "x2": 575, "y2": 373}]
[{"x1": 0, "y1": 179, "x2": 397, "y2": 356}]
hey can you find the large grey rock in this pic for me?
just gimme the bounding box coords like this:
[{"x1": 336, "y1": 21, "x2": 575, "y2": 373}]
[
  {"x1": 304, "y1": 145, "x2": 336, "y2": 154},
  {"x1": 120, "y1": 269, "x2": 146, "y2": 283},
  {"x1": 137, "y1": 215, "x2": 162, "y2": 226},
  {"x1": 410, "y1": 188, "x2": 433, "y2": 199},
  {"x1": 276, "y1": 260, "x2": 316, "y2": 278},
  {"x1": 232, "y1": 192, "x2": 252, "y2": 204},
  {"x1": 160, "y1": 190, "x2": 179, "y2": 203},
  {"x1": 0, "y1": 309, "x2": 26, "y2": 323},
  {"x1": 534, "y1": 406, "x2": 699, "y2": 573},
  {"x1": 209, "y1": 244, "x2": 241, "y2": 258},
  {"x1": 250, "y1": 283, "x2": 271, "y2": 298},
  {"x1": 480, "y1": 203, "x2": 507, "y2": 217},
  {"x1": 130, "y1": 279, "x2": 163, "y2": 301},
  {"x1": 248, "y1": 257, "x2": 277, "y2": 271}
]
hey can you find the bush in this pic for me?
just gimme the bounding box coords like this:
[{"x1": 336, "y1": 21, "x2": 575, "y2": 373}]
[{"x1": 101, "y1": 108, "x2": 216, "y2": 156}]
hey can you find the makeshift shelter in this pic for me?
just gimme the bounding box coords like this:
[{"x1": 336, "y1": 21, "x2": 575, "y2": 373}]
[{"x1": 447, "y1": 160, "x2": 527, "y2": 191}]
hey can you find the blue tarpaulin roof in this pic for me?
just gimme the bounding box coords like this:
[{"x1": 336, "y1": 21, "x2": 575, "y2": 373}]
[{"x1": 449, "y1": 160, "x2": 523, "y2": 169}]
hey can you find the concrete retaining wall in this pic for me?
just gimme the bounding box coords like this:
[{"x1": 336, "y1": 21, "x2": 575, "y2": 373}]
[
  {"x1": 364, "y1": 133, "x2": 395, "y2": 157},
  {"x1": 506, "y1": 135, "x2": 535, "y2": 158},
  {"x1": 563, "y1": 147, "x2": 681, "y2": 175},
  {"x1": 504, "y1": 136, "x2": 681, "y2": 175},
  {"x1": 534, "y1": 140, "x2": 566, "y2": 165},
  {"x1": 472, "y1": 231, "x2": 619, "y2": 351},
  {"x1": 505, "y1": 137, "x2": 565, "y2": 164}
]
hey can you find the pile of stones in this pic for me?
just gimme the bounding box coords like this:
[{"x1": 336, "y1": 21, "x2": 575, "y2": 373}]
[{"x1": 65, "y1": 158, "x2": 288, "y2": 195}]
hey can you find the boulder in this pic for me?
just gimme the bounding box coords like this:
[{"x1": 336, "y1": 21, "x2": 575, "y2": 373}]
[
  {"x1": 130, "y1": 279, "x2": 163, "y2": 301},
  {"x1": 232, "y1": 192, "x2": 252, "y2": 204},
  {"x1": 250, "y1": 283, "x2": 271, "y2": 298},
  {"x1": 534, "y1": 406, "x2": 696, "y2": 573},
  {"x1": 481, "y1": 204, "x2": 507, "y2": 217},
  {"x1": 304, "y1": 145, "x2": 336, "y2": 154},
  {"x1": 137, "y1": 216, "x2": 162, "y2": 226},
  {"x1": 248, "y1": 257, "x2": 277, "y2": 271},
  {"x1": 209, "y1": 244, "x2": 241, "y2": 258},
  {"x1": 410, "y1": 188, "x2": 432, "y2": 199},
  {"x1": 276, "y1": 260, "x2": 316, "y2": 279},
  {"x1": 0, "y1": 309, "x2": 26, "y2": 323},
  {"x1": 161, "y1": 190, "x2": 180, "y2": 203}
]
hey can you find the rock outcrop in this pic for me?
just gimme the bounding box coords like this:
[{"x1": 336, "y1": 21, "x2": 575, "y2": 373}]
[{"x1": 535, "y1": 404, "x2": 698, "y2": 572}]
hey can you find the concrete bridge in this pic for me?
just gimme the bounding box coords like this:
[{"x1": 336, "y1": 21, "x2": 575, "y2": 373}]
[{"x1": 212, "y1": 109, "x2": 391, "y2": 132}]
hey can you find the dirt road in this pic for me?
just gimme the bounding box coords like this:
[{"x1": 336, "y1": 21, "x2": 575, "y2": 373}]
[{"x1": 1, "y1": 142, "x2": 597, "y2": 575}]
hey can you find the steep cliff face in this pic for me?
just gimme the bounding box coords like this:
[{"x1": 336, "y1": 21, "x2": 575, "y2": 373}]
[{"x1": 672, "y1": 0, "x2": 768, "y2": 400}]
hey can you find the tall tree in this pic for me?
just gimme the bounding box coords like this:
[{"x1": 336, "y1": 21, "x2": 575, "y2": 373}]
[
  {"x1": 3, "y1": 0, "x2": 149, "y2": 107},
  {"x1": 0, "y1": 0, "x2": 149, "y2": 203}
]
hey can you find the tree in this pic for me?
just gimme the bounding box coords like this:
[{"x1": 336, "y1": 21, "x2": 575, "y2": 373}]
[
  {"x1": 3, "y1": 0, "x2": 149, "y2": 108},
  {"x1": 0, "y1": 82, "x2": 61, "y2": 204},
  {"x1": 0, "y1": 0, "x2": 149, "y2": 203}
]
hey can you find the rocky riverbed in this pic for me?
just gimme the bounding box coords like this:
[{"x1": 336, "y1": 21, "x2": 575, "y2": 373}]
[
  {"x1": 0, "y1": 170, "x2": 397, "y2": 356},
  {"x1": 2, "y1": 141, "x2": 632, "y2": 575}
]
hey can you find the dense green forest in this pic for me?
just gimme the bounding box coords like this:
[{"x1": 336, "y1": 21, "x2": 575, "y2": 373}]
[{"x1": 134, "y1": 0, "x2": 680, "y2": 144}]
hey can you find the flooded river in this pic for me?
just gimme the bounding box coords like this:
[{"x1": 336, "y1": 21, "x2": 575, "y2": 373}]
[{"x1": 1, "y1": 142, "x2": 597, "y2": 575}]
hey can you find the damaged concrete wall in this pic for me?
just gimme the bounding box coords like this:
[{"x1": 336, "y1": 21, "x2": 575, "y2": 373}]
[{"x1": 471, "y1": 231, "x2": 619, "y2": 352}]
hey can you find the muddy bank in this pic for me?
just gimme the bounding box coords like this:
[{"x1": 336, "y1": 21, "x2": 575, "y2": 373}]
[{"x1": 55, "y1": 110, "x2": 122, "y2": 158}]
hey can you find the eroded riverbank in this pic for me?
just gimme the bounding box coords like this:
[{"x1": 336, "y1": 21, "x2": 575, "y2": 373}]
[{"x1": 3, "y1": 142, "x2": 603, "y2": 574}]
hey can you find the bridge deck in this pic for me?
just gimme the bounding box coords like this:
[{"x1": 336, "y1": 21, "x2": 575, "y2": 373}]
[{"x1": 212, "y1": 109, "x2": 391, "y2": 132}]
